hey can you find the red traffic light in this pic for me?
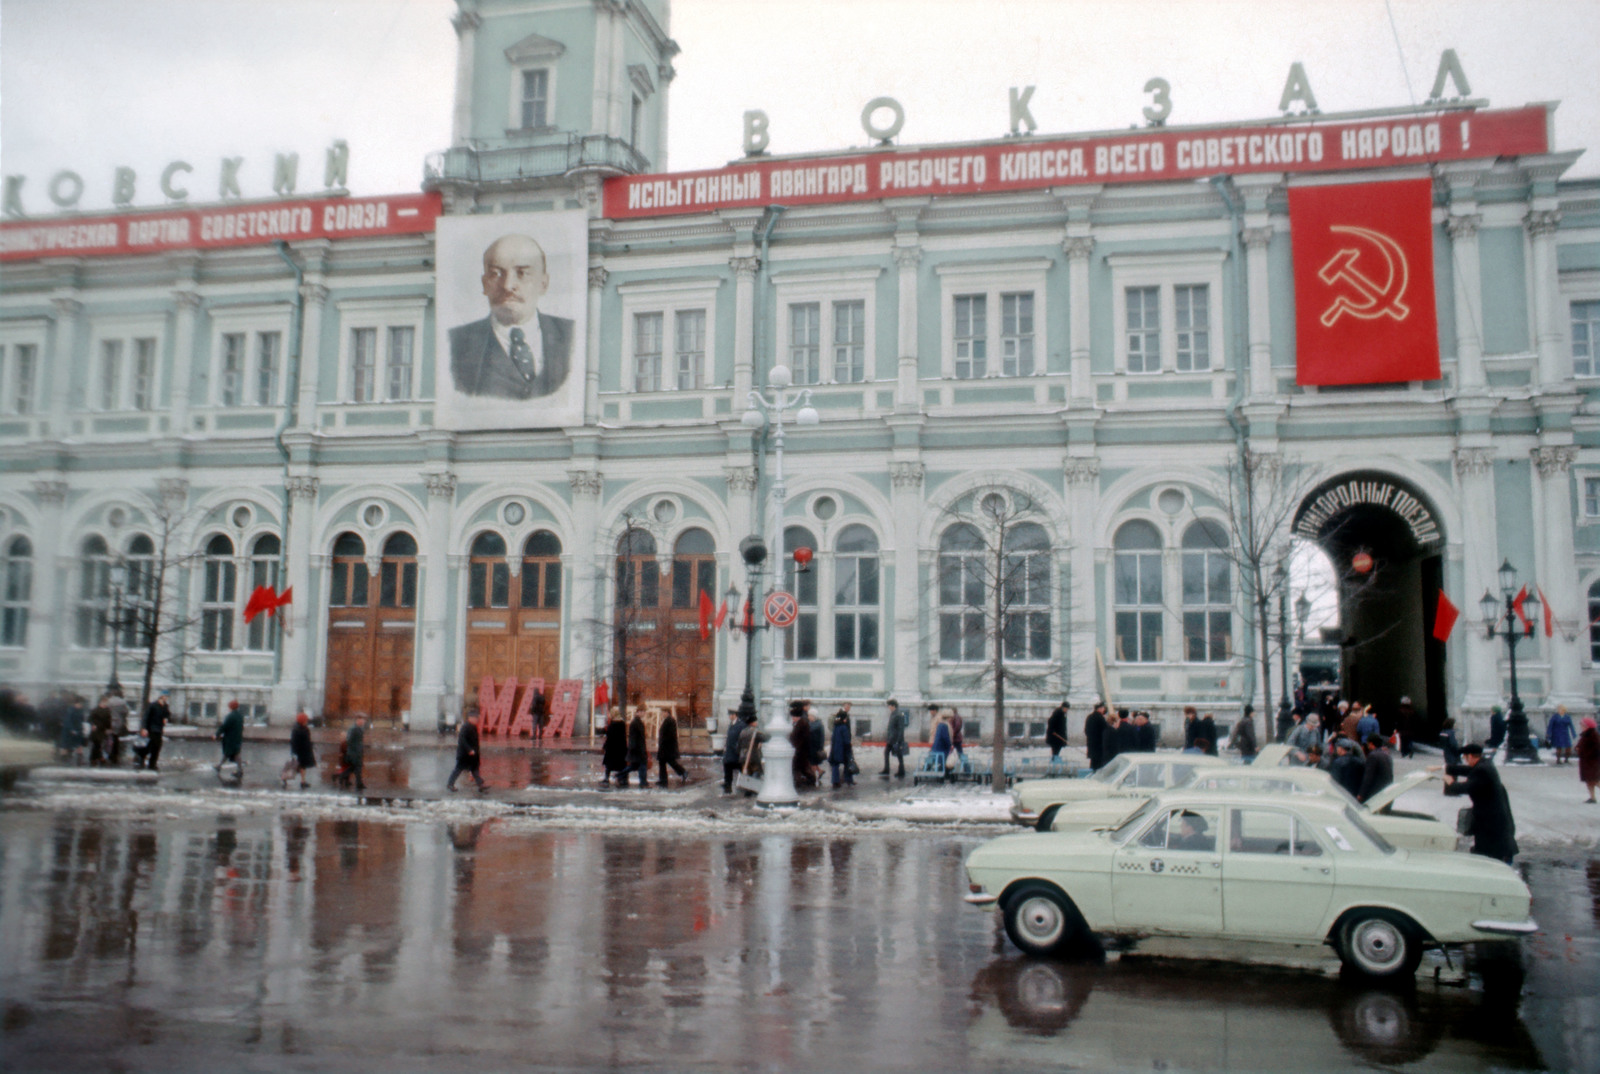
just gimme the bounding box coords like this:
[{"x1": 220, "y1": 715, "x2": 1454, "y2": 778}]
[{"x1": 793, "y1": 546, "x2": 814, "y2": 572}]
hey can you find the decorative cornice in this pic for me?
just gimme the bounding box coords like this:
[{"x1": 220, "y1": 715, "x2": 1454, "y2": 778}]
[
  {"x1": 1445, "y1": 213, "x2": 1482, "y2": 241},
  {"x1": 1452, "y1": 447, "x2": 1494, "y2": 477},
  {"x1": 891, "y1": 245, "x2": 923, "y2": 270},
  {"x1": 587, "y1": 266, "x2": 610, "y2": 289},
  {"x1": 156, "y1": 478, "x2": 188, "y2": 505},
  {"x1": 568, "y1": 470, "x2": 603, "y2": 498},
  {"x1": 723, "y1": 465, "x2": 758, "y2": 493},
  {"x1": 1065, "y1": 457, "x2": 1100, "y2": 486},
  {"x1": 1533, "y1": 445, "x2": 1577, "y2": 477},
  {"x1": 890, "y1": 461, "x2": 925, "y2": 489},
  {"x1": 451, "y1": 10, "x2": 481, "y2": 34},
  {"x1": 285, "y1": 476, "x2": 320, "y2": 502},
  {"x1": 1240, "y1": 226, "x2": 1273, "y2": 251},
  {"x1": 32, "y1": 479, "x2": 68, "y2": 505},
  {"x1": 1524, "y1": 209, "x2": 1561, "y2": 238},
  {"x1": 729, "y1": 255, "x2": 761, "y2": 280},
  {"x1": 425, "y1": 472, "x2": 458, "y2": 499},
  {"x1": 300, "y1": 282, "x2": 330, "y2": 306},
  {"x1": 1062, "y1": 236, "x2": 1095, "y2": 261},
  {"x1": 50, "y1": 297, "x2": 82, "y2": 319},
  {"x1": 172, "y1": 290, "x2": 202, "y2": 311}
]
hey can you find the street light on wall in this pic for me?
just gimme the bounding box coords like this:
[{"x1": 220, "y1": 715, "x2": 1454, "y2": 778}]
[{"x1": 1479, "y1": 558, "x2": 1541, "y2": 764}]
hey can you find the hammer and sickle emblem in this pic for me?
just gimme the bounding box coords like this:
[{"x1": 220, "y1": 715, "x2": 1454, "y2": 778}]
[{"x1": 1317, "y1": 225, "x2": 1411, "y2": 327}]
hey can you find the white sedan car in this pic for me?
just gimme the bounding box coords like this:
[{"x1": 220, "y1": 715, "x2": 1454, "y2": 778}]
[
  {"x1": 1010, "y1": 746, "x2": 1290, "y2": 825},
  {"x1": 965, "y1": 788, "x2": 1535, "y2": 979},
  {"x1": 1038, "y1": 769, "x2": 1461, "y2": 852}
]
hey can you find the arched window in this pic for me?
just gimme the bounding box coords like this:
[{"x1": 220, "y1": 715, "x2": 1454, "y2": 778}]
[
  {"x1": 121, "y1": 534, "x2": 155, "y2": 649},
  {"x1": 523, "y1": 530, "x2": 562, "y2": 609},
  {"x1": 1589, "y1": 579, "x2": 1600, "y2": 663},
  {"x1": 330, "y1": 532, "x2": 367, "y2": 607},
  {"x1": 1, "y1": 535, "x2": 32, "y2": 646},
  {"x1": 670, "y1": 528, "x2": 716, "y2": 611},
  {"x1": 938, "y1": 523, "x2": 986, "y2": 662},
  {"x1": 76, "y1": 535, "x2": 112, "y2": 647},
  {"x1": 1002, "y1": 522, "x2": 1051, "y2": 660},
  {"x1": 784, "y1": 525, "x2": 818, "y2": 660},
  {"x1": 246, "y1": 534, "x2": 281, "y2": 651},
  {"x1": 380, "y1": 532, "x2": 418, "y2": 608},
  {"x1": 1181, "y1": 520, "x2": 1232, "y2": 662},
  {"x1": 468, "y1": 532, "x2": 509, "y2": 610},
  {"x1": 200, "y1": 534, "x2": 236, "y2": 651},
  {"x1": 833, "y1": 524, "x2": 879, "y2": 660},
  {"x1": 616, "y1": 527, "x2": 658, "y2": 608},
  {"x1": 1114, "y1": 520, "x2": 1163, "y2": 662}
]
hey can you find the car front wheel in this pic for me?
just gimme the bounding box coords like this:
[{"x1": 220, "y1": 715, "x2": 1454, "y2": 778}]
[
  {"x1": 1338, "y1": 910, "x2": 1423, "y2": 979},
  {"x1": 1002, "y1": 883, "x2": 1085, "y2": 957}
]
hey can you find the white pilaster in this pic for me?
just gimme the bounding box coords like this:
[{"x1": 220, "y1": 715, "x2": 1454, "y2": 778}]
[
  {"x1": 586, "y1": 266, "x2": 607, "y2": 423},
  {"x1": 1453, "y1": 447, "x2": 1501, "y2": 709},
  {"x1": 1447, "y1": 211, "x2": 1486, "y2": 392},
  {"x1": 889, "y1": 460, "x2": 924, "y2": 703},
  {"x1": 893, "y1": 244, "x2": 921, "y2": 410},
  {"x1": 295, "y1": 281, "x2": 329, "y2": 430},
  {"x1": 272, "y1": 475, "x2": 319, "y2": 715},
  {"x1": 1063, "y1": 237, "x2": 1094, "y2": 405},
  {"x1": 567, "y1": 468, "x2": 603, "y2": 734},
  {"x1": 411, "y1": 470, "x2": 457, "y2": 732},
  {"x1": 449, "y1": 10, "x2": 480, "y2": 146},
  {"x1": 730, "y1": 255, "x2": 759, "y2": 401},
  {"x1": 1533, "y1": 444, "x2": 1586, "y2": 708},
  {"x1": 1242, "y1": 226, "x2": 1275, "y2": 399},
  {"x1": 46, "y1": 294, "x2": 81, "y2": 437},
  {"x1": 1065, "y1": 457, "x2": 1100, "y2": 705},
  {"x1": 24, "y1": 479, "x2": 68, "y2": 686},
  {"x1": 1526, "y1": 208, "x2": 1565, "y2": 388}
]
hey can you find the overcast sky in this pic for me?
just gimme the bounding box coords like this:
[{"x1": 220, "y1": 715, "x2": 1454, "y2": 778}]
[{"x1": 2, "y1": 0, "x2": 1596, "y2": 213}]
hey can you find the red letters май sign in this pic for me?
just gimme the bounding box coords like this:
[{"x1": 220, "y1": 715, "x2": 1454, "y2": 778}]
[{"x1": 1289, "y1": 178, "x2": 1439, "y2": 386}]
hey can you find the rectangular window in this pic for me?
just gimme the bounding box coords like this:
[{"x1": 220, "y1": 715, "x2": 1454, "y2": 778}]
[
  {"x1": 674, "y1": 310, "x2": 705, "y2": 390},
  {"x1": 1574, "y1": 300, "x2": 1600, "y2": 377},
  {"x1": 1, "y1": 549, "x2": 31, "y2": 647},
  {"x1": 380, "y1": 560, "x2": 418, "y2": 608},
  {"x1": 1126, "y1": 287, "x2": 1160, "y2": 373},
  {"x1": 1000, "y1": 292, "x2": 1034, "y2": 377},
  {"x1": 790, "y1": 303, "x2": 821, "y2": 384},
  {"x1": 99, "y1": 339, "x2": 123, "y2": 410},
  {"x1": 521, "y1": 69, "x2": 549, "y2": 129},
  {"x1": 833, "y1": 301, "x2": 866, "y2": 383},
  {"x1": 10, "y1": 344, "x2": 36, "y2": 414},
  {"x1": 954, "y1": 295, "x2": 987, "y2": 379},
  {"x1": 386, "y1": 326, "x2": 414, "y2": 401},
  {"x1": 245, "y1": 553, "x2": 279, "y2": 651},
  {"x1": 1175, "y1": 284, "x2": 1210, "y2": 371},
  {"x1": 785, "y1": 557, "x2": 818, "y2": 661},
  {"x1": 131, "y1": 338, "x2": 156, "y2": 410},
  {"x1": 200, "y1": 557, "x2": 236, "y2": 651},
  {"x1": 1586, "y1": 476, "x2": 1600, "y2": 519},
  {"x1": 634, "y1": 312, "x2": 663, "y2": 392},
  {"x1": 350, "y1": 327, "x2": 377, "y2": 402},
  {"x1": 256, "y1": 331, "x2": 281, "y2": 406},
  {"x1": 834, "y1": 554, "x2": 880, "y2": 660},
  {"x1": 218, "y1": 333, "x2": 244, "y2": 407}
]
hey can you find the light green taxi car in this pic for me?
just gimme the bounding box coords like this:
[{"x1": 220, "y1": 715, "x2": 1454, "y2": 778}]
[
  {"x1": 1039, "y1": 769, "x2": 1461, "y2": 852},
  {"x1": 965, "y1": 788, "x2": 1535, "y2": 979},
  {"x1": 1009, "y1": 746, "x2": 1290, "y2": 826}
]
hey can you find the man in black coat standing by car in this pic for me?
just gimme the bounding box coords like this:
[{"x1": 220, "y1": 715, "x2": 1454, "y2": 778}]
[
  {"x1": 1440, "y1": 743, "x2": 1518, "y2": 864},
  {"x1": 138, "y1": 691, "x2": 169, "y2": 771},
  {"x1": 1046, "y1": 700, "x2": 1069, "y2": 760},
  {"x1": 1357, "y1": 733, "x2": 1393, "y2": 803},
  {"x1": 1114, "y1": 709, "x2": 1140, "y2": 757},
  {"x1": 448, "y1": 710, "x2": 486, "y2": 792},
  {"x1": 1084, "y1": 701, "x2": 1109, "y2": 770},
  {"x1": 1133, "y1": 710, "x2": 1158, "y2": 752},
  {"x1": 1328, "y1": 737, "x2": 1364, "y2": 796}
]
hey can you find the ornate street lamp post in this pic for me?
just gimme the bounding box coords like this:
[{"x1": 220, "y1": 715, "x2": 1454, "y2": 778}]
[
  {"x1": 741, "y1": 364, "x2": 818, "y2": 807},
  {"x1": 730, "y1": 537, "x2": 767, "y2": 730},
  {"x1": 1274, "y1": 562, "x2": 1291, "y2": 725},
  {"x1": 1478, "y1": 558, "x2": 1542, "y2": 764}
]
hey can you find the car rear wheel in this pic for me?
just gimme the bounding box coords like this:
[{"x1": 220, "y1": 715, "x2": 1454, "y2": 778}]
[
  {"x1": 1034, "y1": 803, "x2": 1063, "y2": 832},
  {"x1": 1002, "y1": 883, "x2": 1085, "y2": 957},
  {"x1": 1339, "y1": 910, "x2": 1423, "y2": 979}
]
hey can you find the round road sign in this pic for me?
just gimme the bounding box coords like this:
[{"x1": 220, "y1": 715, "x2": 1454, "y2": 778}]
[{"x1": 764, "y1": 590, "x2": 799, "y2": 628}]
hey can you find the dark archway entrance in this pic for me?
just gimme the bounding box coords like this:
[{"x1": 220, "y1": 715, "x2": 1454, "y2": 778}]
[{"x1": 1293, "y1": 472, "x2": 1447, "y2": 737}]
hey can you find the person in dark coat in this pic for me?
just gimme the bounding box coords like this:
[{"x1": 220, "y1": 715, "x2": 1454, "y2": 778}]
[
  {"x1": 281, "y1": 710, "x2": 317, "y2": 788},
  {"x1": 881, "y1": 699, "x2": 909, "y2": 778},
  {"x1": 448, "y1": 710, "x2": 487, "y2": 791},
  {"x1": 1197, "y1": 712, "x2": 1219, "y2": 756},
  {"x1": 1441, "y1": 744, "x2": 1518, "y2": 864},
  {"x1": 721, "y1": 709, "x2": 744, "y2": 793},
  {"x1": 622, "y1": 710, "x2": 649, "y2": 788},
  {"x1": 791, "y1": 704, "x2": 817, "y2": 788},
  {"x1": 1395, "y1": 696, "x2": 1419, "y2": 758},
  {"x1": 345, "y1": 715, "x2": 367, "y2": 791},
  {"x1": 88, "y1": 695, "x2": 112, "y2": 766},
  {"x1": 1133, "y1": 711, "x2": 1158, "y2": 752},
  {"x1": 530, "y1": 687, "x2": 549, "y2": 742},
  {"x1": 1230, "y1": 706, "x2": 1258, "y2": 760},
  {"x1": 1100, "y1": 710, "x2": 1125, "y2": 764},
  {"x1": 807, "y1": 702, "x2": 827, "y2": 770},
  {"x1": 737, "y1": 715, "x2": 764, "y2": 792},
  {"x1": 1357, "y1": 734, "x2": 1393, "y2": 803},
  {"x1": 1576, "y1": 717, "x2": 1599, "y2": 804},
  {"x1": 1328, "y1": 737, "x2": 1364, "y2": 796},
  {"x1": 601, "y1": 708, "x2": 628, "y2": 785},
  {"x1": 215, "y1": 700, "x2": 245, "y2": 775},
  {"x1": 1045, "y1": 700, "x2": 1069, "y2": 760},
  {"x1": 1276, "y1": 703, "x2": 1296, "y2": 744},
  {"x1": 1486, "y1": 706, "x2": 1506, "y2": 750},
  {"x1": 1437, "y1": 717, "x2": 1463, "y2": 769},
  {"x1": 1085, "y1": 703, "x2": 1109, "y2": 770},
  {"x1": 948, "y1": 706, "x2": 966, "y2": 763},
  {"x1": 829, "y1": 709, "x2": 856, "y2": 788},
  {"x1": 657, "y1": 710, "x2": 687, "y2": 786},
  {"x1": 138, "y1": 692, "x2": 170, "y2": 771},
  {"x1": 1545, "y1": 706, "x2": 1575, "y2": 765},
  {"x1": 1113, "y1": 710, "x2": 1140, "y2": 757}
]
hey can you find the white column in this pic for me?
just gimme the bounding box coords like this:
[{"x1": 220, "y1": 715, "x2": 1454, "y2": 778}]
[
  {"x1": 411, "y1": 471, "x2": 456, "y2": 732},
  {"x1": 730, "y1": 256, "x2": 759, "y2": 402},
  {"x1": 567, "y1": 469, "x2": 603, "y2": 734},
  {"x1": 1447, "y1": 212, "x2": 1486, "y2": 393},
  {"x1": 585, "y1": 267, "x2": 607, "y2": 424},
  {"x1": 449, "y1": 10, "x2": 480, "y2": 146},
  {"x1": 24, "y1": 479, "x2": 68, "y2": 686},
  {"x1": 1526, "y1": 209, "x2": 1565, "y2": 388},
  {"x1": 889, "y1": 461, "x2": 924, "y2": 704},
  {"x1": 1534, "y1": 445, "x2": 1586, "y2": 708},
  {"x1": 168, "y1": 289, "x2": 201, "y2": 434},
  {"x1": 295, "y1": 282, "x2": 329, "y2": 430},
  {"x1": 893, "y1": 245, "x2": 921, "y2": 410},
  {"x1": 1065, "y1": 457, "x2": 1100, "y2": 706},
  {"x1": 1063, "y1": 237, "x2": 1094, "y2": 405},
  {"x1": 272, "y1": 476, "x2": 319, "y2": 714},
  {"x1": 1242, "y1": 225, "x2": 1275, "y2": 399},
  {"x1": 1453, "y1": 448, "x2": 1501, "y2": 710},
  {"x1": 46, "y1": 295, "x2": 81, "y2": 438}
]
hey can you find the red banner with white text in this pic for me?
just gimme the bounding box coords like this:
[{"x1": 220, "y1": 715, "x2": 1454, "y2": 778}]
[{"x1": 1289, "y1": 178, "x2": 1440, "y2": 386}]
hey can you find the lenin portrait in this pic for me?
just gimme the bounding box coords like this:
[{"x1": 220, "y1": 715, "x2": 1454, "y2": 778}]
[{"x1": 449, "y1": 234, "x2": 573, "y2": 400}]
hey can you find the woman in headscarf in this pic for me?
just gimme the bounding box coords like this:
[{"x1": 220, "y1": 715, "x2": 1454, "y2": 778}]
[{"x1": 1576, "y1": 716, "x2": 1599, "y2": 804}]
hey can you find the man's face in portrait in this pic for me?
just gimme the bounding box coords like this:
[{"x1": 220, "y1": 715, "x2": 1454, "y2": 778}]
[{"x1": 481, "y1": 235, "x2": 549, "y2": 326}]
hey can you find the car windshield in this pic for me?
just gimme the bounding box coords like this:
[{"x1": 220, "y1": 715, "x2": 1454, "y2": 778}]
[
  {"x1": 1092, "y1": 756, "x2": 1131, "y2": 785},
  {"x1": 1341, "y1": 806, "x2": 1396, "y2": 854},
  {"x1": 1107, "y1": 798, "x2": 1160, "y2": 844}
]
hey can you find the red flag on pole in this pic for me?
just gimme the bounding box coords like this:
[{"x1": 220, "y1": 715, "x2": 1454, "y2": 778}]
[
  {"x1": 1511, "y1": 585, "x2": 1532, "y2": 633},
  {"x1": 1432, "y1": 590, "x2": 1459, "y2": 642},
  {"x1": 242, "y1": 584, "x2": 293, "y2": 624},
  {"x1": 714, "y1": 597, "x2": 728, "y2": 630},
  {"x1": 1536, "y1": 585, "x2": 1554, "y2": 638},
  {"x1": 699, "y1": 589, "x2": 714, "y2": 640},
  {"x1": 594, "y1": 680, "x2": 610, "y2": 711}
]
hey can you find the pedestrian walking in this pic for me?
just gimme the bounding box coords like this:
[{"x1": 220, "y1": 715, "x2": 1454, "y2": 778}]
[
  {"x1": 1545, "y1": 706, "x2": 1575, "y2": 765},
  {"x1": 657, "y1": 709, "x2": 688, "y2": 786},
  {"x1": 1113, "y1": 709, "x2": 1139, "y2": 757},
  {"x1": 57, "y1": 695, "x2": 86, "y2": 763},
  {"x1": 281, "y1": 711, "x2": 317, "y2": 788},
  {"x1": 1437, "y1": 717, "x2": 1463, "y2": 768},
  {"x1": 1181, "y1": 706, "x2": 1198, "y2": 752},
  {"x1": 881, "y1": 698, "x2": 909, "y2": 779},
  {"x1": 1439, "y1": 744, "x2": 1519, "y2": 864},
  {"x1": 1086, "y1": 702, "x2": 1110, "y2": 770},
  {"x1": 621, "y1": 709, "x2": 649, "y2": 788},
  {"x1": 721, "y1": 709, "x2": 744, "y2": 793},
  {"x1": 1396, "y1": 696, "x2": 1419, "y2": 758},
  {"x1": 1197, "y1": 712, "x2": 1219, "y2": 756},
  {"x1": 1045, "y1": 700, "x2": 1069, "y2": 760},
  {"x1": 808, "y1": 701, "x2": 827, "y2": 772},
  {"x1": 1357, "y1": 734, "x2": 1393, "y2": 803},
  {"x1": 106, "y1": 688, "x2": 130, "y2": 765},
  {"x1": 530, "y1": 686, "x2": 549, "y2": 742},
  {"x1": 346, "y1": 714, "x2": 367, "y2": 791},
  {"x1": 601, "y1": 707, "x2": 628, "y2": 785},
  {"x1": 214, "y1": 699, "x2": 245, "y2": 776},
  {"x1": 447, "y1": 710, "x2": 487, "y2": 792},
  {"x1": 1486, "y1": 706, "x2": 1506, "y2": 750},
  {"x1": 791, "y1": 703, "x2": 817, "y2": 788},
  {"x1": 929, "y1": 711, "x2": 953, "y2": 775},
  {"x1": 1355, "y1": 704, "x2": 1380, "y2": 744},
  {"x1": 829, "y1": 709, "x2": 856, "y2": 787},
  {"x1": 1575, "y1": 717, "x2": 1599, "y2": 804},
  {"x1": 737, "y1": 713, "x2": 764, "y2": 793},
  {"x1": 948, "y1": 706, "x2": 966, "y2": 764},
  {"x1": 137, "y1": 691, "x2": 170, "y2": 771},
  {"x1": 88, "y1": 694, "x2": 112, "y2": 766},
  {"x1": 1230, "y1": 706, "x2": 1258, "y2": 760}
]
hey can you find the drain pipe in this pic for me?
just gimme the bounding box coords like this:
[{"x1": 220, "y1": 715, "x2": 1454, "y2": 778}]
[{"x1": 271, "y1": 240, "x2": 306, "y2": 692}]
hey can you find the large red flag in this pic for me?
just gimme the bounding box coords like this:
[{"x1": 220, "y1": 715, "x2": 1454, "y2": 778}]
[
  {"x1": 594, "y1": 679, "x2": 610, "y2": 711},
  {"x1": 714, "y1": 597, "x2": 729, "y2": 630},
  {"x1": 1289, "y1": 178, "x2": 1440, "y2": 386},
  {"x1": 1432, "y1": 590, "x2": 1459, "y2": 642},
  {"x1": 242, "y1": 584, "x2": 293, "y2": 624},
  {"x1": 1511, "y1": 585, "x2": 1532, "y2": 633},
  {"x1": 699, "y1": 589, "x2": 714, "y2": 640},
  {"x1": 1536, "y1": 585, "x2": 1554, "y2": 638}
]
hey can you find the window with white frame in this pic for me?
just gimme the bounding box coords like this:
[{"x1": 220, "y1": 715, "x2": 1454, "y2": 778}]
[
  {"x1": 521, "y1": 68, "x2": 550, "y2": 129},
  {"x1": 790, "y1": 303, "x2": 822, "y2": 384},
  {"x1": 771, "y1": 269, "x2": 881, "y2": 387},
  {"x1": 1585, "y1": 476, "x2": 1600, "y2": 519},
  {"x1": 337, "y1": 299, "x2": 427, "y2": 404},
  {"x1": 833, "y1": 524, "x2": 880, "y2": 660},
  {"x1": 618, "y1": 278, "x2": 719, "y2": 395},
  {"x1": 1181, "y1": 520, "x2": 1231, "y2": 662},
  {"x1": 122, "y1": 534, "x2": 154, "y2": 649},
  {"x1": 1, "y1": 535, "x2": 31, "y2": 646},
  {"x1": 256, "y1": 331, "x2": 282, "y2": 405},
  {"x1": 1109, "y1": 252, "x2": 1226, "y2": 375},
  {"x1": 504, "y1": 31, "x2": 563, "y2": 132},
  {"x1": 199, "y1": 534, "x2": 236, "y2": 651},
  {"x1": 937, "y1": 260, "x2": 1050, "y2": 381},
  {"x1": 219, "y1": 334, "x2": 247, "y2": 406},
  {"x1": 784, "y1": 525, "x2": 819, "y2": 661},
  {"x1": 833, "y1": 300, "x2": 866, "y2": 383},
  {"x1": 1590, "y1": 578, "x2": 1600, "y2": 663},
  {"x1": 385, "y1": 326, "x2": 415, "y2": 401},
  {"x1": 938, "y1": 523, "x2": 986, "y2": 662},
  {"x1": 0, "y1": 340, "x2": 39, "y2": 415},
  {"x1": 96, "y1": 335, "x2": 157, "y2": 411},
  {"x1": 1114, "y1": 520, "x2": 1164, "y2": 662},
  {"x1": 1001, "y1": 522, "x2": 1051, "y2": 660},
  {"x1": 208, "y1": 309, "x2": 289, "y2": 408},
  {"x1": 246, "y1": 534, "x2": 280, "y2": 651},
  {"x1": 1574, "y1": 300, "x2": 1600, "y2": 377},
  {"x1": 350, "y1": 328, "x2": 378, "y2": 403},
  {"x1": 75, "y1": 536, "x2": 113, "y2": 648}
]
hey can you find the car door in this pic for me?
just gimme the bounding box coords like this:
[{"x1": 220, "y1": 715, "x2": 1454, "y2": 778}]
[
  {"x1": 1221, "y1": 806, "x2": 1334, "y2": 939},
  {"x1": 1112, "y1": 805, "x2": 1223, "y2": 934}
]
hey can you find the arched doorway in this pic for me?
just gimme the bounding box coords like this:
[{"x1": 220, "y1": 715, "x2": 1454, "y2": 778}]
[
  {"x1": 462, "y1": 529, "x2": 563, "y2": 708},
  {"x1": 1292, "y1": 471, "x2": 1447, "y2": 736},
  {"x1": 323, "y1": 531, "x2": 417, "y2": 725},
  {"x1": 611, "y1": 527, "x2": 716, "y2": 721}
]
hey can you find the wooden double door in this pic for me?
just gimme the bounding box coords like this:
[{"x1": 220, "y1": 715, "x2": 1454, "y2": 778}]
[
  {"x1": 613, "y1": 532, "x2": 717, "y2": 722},
  {"x1": 323, "y1": 533, "x2": 417, "y2": 725},
  {"x1": 462, "y1": 533, "x2": 563, "y2": 705}
]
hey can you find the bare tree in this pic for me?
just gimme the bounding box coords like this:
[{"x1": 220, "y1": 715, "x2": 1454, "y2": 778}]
[
  {"x1": 935, "y1": 485, "x2": 1062, "y2": 791},
  {"x1": 119, "y1": 485, "x2": 204, "y2": 713}
]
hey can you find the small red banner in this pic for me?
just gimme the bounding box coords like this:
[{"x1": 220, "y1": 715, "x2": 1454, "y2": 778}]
[{"x1": 1289, "y1": 178, "x2": 1440, "y2": 386}]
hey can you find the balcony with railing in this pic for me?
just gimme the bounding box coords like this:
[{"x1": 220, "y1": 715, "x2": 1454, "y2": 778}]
[{"x1": 424, "y1": 135, "x2": 649, "y2": 187}]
